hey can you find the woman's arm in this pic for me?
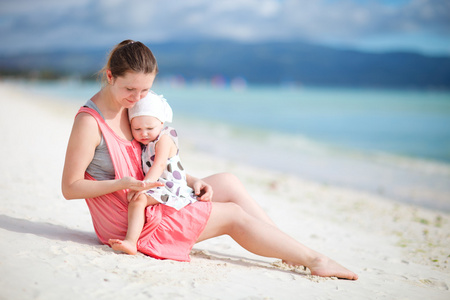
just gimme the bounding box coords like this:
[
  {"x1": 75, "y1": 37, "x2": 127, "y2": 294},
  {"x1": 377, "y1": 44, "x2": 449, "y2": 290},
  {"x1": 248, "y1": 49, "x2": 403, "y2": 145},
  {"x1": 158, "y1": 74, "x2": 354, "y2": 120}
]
[
  {"x1": 61, "y1": 113, "x2": 153, "y2": 200},
  {"x1": 186, "y1": 173, "x2": 213, "y2": 201}
]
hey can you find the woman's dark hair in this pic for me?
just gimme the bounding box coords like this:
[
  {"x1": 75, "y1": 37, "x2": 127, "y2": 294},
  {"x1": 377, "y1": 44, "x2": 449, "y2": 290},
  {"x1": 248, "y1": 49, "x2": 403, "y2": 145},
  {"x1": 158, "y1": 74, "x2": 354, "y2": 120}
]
[{"x1": 99, "y1": 40, "x2": 158, "y2": 84}]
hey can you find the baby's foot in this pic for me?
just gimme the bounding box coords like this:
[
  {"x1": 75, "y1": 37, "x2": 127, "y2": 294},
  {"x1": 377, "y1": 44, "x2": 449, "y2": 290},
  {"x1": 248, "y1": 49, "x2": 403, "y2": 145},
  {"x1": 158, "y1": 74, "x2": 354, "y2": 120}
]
[
  {"x1": 108, "y1": 239, "x2": 138, "y2": 255},
  {"x1": 308, "y1": 256, "x2": 358, "y2": 280}
]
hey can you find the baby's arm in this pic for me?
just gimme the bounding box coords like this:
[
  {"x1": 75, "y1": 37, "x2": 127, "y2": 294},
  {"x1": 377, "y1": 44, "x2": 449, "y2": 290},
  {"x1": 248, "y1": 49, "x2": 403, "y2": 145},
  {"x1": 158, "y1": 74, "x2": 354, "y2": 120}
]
[
  {"x1": 143, "y1": 134, "x2": 177, "y2": 183},
  {"x1": 128, "y1": 135, "x2": 175, "y2": 203}
]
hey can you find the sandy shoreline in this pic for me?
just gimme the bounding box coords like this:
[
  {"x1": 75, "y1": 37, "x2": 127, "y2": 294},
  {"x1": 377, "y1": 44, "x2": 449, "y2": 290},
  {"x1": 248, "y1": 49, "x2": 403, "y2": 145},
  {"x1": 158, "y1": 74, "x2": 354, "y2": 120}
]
[{"x1": 0, "y1": 81, "x2": 449, "y2": 299}]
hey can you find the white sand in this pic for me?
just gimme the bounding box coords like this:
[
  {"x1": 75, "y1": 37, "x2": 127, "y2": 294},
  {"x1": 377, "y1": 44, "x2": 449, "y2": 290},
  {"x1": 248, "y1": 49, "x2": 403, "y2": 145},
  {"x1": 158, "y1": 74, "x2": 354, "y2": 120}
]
[{"x1": 0, "y1": 81, "x2": 449, "y2": 299}]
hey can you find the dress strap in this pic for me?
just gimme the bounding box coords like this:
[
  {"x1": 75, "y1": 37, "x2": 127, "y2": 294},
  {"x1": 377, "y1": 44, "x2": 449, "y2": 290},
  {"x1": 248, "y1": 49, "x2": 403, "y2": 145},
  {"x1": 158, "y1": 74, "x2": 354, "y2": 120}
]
[{"x1": 76, "y1": 106, "x2": 144, "y2": 181}]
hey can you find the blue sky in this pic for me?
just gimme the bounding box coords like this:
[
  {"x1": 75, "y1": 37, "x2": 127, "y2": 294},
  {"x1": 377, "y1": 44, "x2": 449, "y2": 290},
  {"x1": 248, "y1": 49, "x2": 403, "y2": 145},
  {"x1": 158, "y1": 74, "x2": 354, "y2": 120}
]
[{"x1": 0, "y1": 0, "x2": 449, "y2": 55}]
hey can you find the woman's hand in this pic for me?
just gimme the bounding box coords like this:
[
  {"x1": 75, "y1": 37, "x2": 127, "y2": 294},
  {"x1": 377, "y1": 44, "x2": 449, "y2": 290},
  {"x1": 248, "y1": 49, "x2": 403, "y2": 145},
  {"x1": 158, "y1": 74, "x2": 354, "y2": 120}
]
[
  {"x1": 192, "y1": 179, "x2": 213, "y2": 201},
  {"x1": 120, "y1": 177, "x2": 163, "y2": 192}
]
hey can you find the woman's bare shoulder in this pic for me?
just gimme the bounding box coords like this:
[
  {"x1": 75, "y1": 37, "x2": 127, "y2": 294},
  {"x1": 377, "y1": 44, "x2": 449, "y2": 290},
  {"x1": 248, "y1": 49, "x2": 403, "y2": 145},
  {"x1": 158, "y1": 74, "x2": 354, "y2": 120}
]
[
  {"x1": 73, "y1": 110, "x2": 99, "y2": 128},
  {"x1": 71, "y1": 111, "x2": 102, "y2": 145}
]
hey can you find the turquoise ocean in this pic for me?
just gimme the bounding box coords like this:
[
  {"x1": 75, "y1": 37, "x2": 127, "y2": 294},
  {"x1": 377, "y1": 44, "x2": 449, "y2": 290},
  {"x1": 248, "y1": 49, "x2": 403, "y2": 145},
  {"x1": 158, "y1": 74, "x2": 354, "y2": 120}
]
[{"x1": 25, "y1": 80, "x2": 450, "y2": 212}]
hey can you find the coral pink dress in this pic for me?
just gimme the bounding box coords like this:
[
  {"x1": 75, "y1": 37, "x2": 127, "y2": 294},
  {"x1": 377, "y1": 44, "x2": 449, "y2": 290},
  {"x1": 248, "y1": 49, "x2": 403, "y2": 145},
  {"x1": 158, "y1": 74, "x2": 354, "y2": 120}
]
[{"x1": 77, "y1": 107, "x2": 211, "y2": 262}]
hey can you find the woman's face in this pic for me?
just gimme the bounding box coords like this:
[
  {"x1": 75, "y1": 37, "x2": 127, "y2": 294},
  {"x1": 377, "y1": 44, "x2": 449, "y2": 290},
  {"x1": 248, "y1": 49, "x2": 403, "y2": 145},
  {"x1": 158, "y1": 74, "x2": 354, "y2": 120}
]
[
  {"x1": 108, "y1": 70, "x2": 156, "y2": 109},
  {"x1": 130, "y1": 116, "x2": 164, "y2": 145}
]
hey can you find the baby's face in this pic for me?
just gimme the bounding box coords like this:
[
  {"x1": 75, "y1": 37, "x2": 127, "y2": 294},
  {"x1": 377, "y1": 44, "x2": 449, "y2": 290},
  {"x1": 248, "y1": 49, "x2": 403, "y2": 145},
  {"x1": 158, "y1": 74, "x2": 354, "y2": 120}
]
[{"x1": 130, "y1": 115, "x2": 163, "y2": 145}]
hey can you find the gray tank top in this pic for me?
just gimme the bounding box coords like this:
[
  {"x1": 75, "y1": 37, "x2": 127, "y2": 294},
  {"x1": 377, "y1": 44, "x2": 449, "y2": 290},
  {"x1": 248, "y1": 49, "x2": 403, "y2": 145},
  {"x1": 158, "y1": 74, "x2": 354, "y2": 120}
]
[{"x1": 84, "y1": 100, "x2": 115, "y2": 180}]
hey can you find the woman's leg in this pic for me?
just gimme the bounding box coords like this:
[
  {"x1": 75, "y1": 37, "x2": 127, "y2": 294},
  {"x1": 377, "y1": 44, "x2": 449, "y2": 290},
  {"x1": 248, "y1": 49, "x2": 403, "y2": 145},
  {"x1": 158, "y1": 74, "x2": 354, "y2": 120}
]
[
  {"x1": 202, "y1": 173, "x2": 276, "y2": 226},
  {"x1": 197, "y1": 202, "x2": 358, "y2": 280},
  {"x1": 109, "y1": 194, "x2": 158, "y2": 255}
]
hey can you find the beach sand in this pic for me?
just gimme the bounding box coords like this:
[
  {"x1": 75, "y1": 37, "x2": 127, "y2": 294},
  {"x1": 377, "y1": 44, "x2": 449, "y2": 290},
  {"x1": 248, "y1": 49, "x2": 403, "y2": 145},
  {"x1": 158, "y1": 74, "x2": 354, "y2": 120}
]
[{"x1": 0, "y1": 81, "x2": 449, "y2": 299}]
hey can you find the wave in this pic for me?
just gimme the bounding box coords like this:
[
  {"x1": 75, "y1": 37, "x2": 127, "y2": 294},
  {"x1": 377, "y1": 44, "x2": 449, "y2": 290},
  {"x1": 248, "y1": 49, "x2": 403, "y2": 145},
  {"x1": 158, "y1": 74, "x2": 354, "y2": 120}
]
[{"x1": 175, "y1": 115, "x2": 450, "y2": 212}]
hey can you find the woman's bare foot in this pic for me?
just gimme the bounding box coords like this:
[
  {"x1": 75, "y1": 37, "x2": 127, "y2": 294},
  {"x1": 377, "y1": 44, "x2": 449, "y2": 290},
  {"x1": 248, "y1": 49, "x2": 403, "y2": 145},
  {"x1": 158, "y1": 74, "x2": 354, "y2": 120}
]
[
  {"x1": 108, "y1": 239, "x2": 138, "y2": 255},
  {"x1": 308, "y1": 256, "x2": 358, "y2": 280}
]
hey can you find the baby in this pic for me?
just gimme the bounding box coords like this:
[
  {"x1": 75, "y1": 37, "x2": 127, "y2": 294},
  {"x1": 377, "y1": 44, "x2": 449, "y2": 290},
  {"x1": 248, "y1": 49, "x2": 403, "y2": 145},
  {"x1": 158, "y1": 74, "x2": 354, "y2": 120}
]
[{"x1": 108, "y1": 91, "x2": 208, "y2": 255}]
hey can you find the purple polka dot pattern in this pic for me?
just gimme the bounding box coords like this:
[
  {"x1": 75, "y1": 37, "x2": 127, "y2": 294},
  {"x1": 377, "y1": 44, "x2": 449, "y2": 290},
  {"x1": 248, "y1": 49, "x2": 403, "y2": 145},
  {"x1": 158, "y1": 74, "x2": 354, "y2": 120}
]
[
  {"x1": 173, "y1": 170, "x2": 182, "y2": 180},
  {"x1": 141, "y1": 126, "x2": 197, "y2": 210}
]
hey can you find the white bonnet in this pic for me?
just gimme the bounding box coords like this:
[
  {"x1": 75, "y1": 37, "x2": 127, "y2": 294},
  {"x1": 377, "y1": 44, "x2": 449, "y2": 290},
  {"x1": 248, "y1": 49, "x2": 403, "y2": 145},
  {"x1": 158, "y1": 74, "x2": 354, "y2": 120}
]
[{"x1": 128, "y1": 90, "x2": 173, "y2": 123}]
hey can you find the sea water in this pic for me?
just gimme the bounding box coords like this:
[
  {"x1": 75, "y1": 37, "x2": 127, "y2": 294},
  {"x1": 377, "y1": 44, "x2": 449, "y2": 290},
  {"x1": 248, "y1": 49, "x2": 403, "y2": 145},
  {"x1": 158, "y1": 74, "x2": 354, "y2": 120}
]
[{"x1": 25, "y1": 80, "x2": 450, "y2": 211}]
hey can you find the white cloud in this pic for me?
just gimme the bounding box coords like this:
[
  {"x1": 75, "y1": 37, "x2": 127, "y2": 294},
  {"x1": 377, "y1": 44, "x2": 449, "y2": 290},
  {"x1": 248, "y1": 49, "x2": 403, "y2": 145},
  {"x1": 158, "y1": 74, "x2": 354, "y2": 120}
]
[{"x1": 0, "y1": 0, "x2": 449, "y2": 54}]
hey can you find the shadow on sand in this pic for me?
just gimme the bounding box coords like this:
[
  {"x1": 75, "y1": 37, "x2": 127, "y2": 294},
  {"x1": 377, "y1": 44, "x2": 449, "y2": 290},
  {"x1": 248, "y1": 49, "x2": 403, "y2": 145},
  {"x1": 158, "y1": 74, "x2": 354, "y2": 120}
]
[
  {"x1": 0, "y1": 214, "x2": 98, "y2": 246},
  {"x1": 190, "y1": 248, "x2": 310, "y2": 277}
]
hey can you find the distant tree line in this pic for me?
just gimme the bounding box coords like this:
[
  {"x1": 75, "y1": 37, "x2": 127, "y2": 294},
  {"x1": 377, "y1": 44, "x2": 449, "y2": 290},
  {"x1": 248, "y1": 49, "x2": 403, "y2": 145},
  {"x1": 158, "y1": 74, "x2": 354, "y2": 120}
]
[{"x1": 1, "y1": 40, "x2": 449, "y2": 89}]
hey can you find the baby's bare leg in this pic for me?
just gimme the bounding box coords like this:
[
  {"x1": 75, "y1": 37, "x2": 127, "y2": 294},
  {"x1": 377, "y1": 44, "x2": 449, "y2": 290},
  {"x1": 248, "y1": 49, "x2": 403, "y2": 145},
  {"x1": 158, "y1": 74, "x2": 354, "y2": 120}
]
[{"x1": 108, "y1": 193, "x2": 158, "y2": 255}]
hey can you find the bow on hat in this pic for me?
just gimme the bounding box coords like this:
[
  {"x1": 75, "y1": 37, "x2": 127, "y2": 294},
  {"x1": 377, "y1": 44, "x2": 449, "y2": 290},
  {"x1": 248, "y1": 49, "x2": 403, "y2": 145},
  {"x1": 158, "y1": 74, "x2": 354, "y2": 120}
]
[{"x1": 128, "y1": 91, "x2": 173, "y2": 123}]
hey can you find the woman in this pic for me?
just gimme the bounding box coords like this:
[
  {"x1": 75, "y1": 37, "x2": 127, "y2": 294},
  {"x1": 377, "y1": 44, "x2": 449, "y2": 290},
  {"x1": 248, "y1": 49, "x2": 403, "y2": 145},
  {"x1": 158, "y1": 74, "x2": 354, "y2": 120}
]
[{"x1": 61, "y1": 40, "x2": 357, "y2": 280}]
